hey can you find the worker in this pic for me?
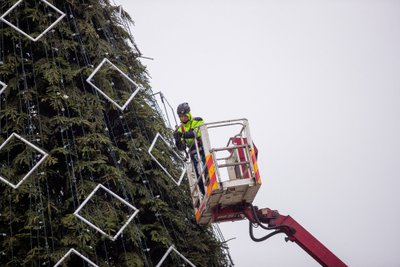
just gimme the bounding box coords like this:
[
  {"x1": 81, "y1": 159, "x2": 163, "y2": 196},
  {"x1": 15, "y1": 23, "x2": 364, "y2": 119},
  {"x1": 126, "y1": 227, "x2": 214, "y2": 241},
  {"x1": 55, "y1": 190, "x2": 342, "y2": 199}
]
[{"x1": 174, "y1": 102, "x2": 206, "y2": 194}]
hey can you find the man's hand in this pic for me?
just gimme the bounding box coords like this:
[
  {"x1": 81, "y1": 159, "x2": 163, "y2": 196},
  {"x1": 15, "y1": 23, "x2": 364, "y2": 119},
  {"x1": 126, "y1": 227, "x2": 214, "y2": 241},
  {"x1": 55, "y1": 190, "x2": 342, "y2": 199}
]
[
  {"x1": 183, "y1": 131, "x2": 195, "y2": 139},
  {"x1": 176, "y1": 140, "x2": 186, "y2": 151},
  {"x1": 173, "y1": 130, "x2": 182, "y2": 140}
]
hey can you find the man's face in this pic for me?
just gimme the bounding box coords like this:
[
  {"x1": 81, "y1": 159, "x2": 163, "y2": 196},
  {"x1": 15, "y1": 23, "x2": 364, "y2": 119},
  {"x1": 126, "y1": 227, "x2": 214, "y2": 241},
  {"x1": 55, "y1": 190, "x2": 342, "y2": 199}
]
[{"x1": 179, "y1": 114, "x2": 189, "y2": 123}]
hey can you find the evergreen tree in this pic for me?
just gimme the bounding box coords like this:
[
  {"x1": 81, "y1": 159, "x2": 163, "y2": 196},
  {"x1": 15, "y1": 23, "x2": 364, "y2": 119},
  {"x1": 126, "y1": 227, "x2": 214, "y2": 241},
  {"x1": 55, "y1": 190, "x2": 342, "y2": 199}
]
[{"x1": 0, "y1": 0, "x2": 230, "y2": 266}]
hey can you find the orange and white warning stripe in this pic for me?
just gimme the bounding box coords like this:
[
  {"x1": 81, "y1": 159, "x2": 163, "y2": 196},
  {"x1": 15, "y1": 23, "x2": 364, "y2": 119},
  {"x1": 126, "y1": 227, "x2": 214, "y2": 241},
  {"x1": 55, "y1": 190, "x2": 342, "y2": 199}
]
[
  {"x1": 195, "y1": 153, "x2": 219, "y2": 223},
  {"x1": 206, "y1": 153, "x2": 219, "y2": 196},
  {"x1": 250, "y1": 148, "x2": 261, "y2": 184}
]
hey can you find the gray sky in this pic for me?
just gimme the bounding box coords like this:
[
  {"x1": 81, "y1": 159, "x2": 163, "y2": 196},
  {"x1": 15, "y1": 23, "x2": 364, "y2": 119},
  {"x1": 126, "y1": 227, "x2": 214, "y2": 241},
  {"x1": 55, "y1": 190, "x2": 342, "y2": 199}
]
[{"x1": 115, "y1": 1, "x2": 400, "y2": 266}]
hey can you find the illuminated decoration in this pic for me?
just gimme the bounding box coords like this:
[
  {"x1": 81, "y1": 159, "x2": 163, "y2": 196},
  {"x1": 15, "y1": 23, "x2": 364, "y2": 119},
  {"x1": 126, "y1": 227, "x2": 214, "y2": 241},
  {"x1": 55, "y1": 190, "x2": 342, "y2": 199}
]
[
  {"x1": 156, "y1": 245, "x2": 196, "y2": 267},
  {"x1": 73, "y1": 184, "x2": 139, "y2": 241},
  {"x1": 0, "y1": 0, "x2": 66, "y2": 42},
  {"x1": 0, "y1": 133, "x2": 48, "y2": 189},
  {"x1": 0, "y1": 81, "x2": 7, "y2": 95},
  {"x1": 148, "y1": 132, "x2": 186, "y2": 186},
  {"x1": 86, "y1": 58, "x2": 140, "y2": 111},
  {"x1": 53, "y1": 248, "x2": 99, "y2": 267}
]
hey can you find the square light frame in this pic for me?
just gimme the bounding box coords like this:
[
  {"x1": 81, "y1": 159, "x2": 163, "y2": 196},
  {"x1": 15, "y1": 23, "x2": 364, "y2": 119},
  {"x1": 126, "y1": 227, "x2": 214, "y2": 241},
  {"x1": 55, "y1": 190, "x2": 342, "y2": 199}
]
[
  {"x1": 0, "y1": 0, "x2": 66, "y2": 42},
  {"x1": 53, "y1": 248, "x2": 99, "y2": 267},
  {"x1": 86, "y1": 58, "x2": 141, "y2": 111},
  {"x1": 148, "y1": 132, "x2": 186, "y2": 186},
  {"x1": 0, "y1": 133, "x2": 48, "y2": 189},
  {"x1": 156, "y1": 245, "x2": 196, "y2": 267},
  {"x1": 0, "y1": 81, "x2": 7, "y2": 95},
  {"x1": 73, "y1": 184, "x2": 139, "y2": 241}
]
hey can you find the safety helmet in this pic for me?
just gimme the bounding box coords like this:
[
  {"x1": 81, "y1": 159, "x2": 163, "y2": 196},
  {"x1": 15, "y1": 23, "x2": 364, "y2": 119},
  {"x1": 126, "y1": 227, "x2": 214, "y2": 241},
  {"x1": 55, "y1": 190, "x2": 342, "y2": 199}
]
[{"x1": 177, "y1": 102, "x2": 190, "y2": 115}]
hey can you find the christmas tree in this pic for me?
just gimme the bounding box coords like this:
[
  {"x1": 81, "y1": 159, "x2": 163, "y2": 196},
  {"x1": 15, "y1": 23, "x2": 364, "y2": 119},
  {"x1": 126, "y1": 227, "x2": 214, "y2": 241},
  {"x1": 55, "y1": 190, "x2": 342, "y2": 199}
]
[{"x1": 0, "y1": 0, "x2": 231, "y2": 266}]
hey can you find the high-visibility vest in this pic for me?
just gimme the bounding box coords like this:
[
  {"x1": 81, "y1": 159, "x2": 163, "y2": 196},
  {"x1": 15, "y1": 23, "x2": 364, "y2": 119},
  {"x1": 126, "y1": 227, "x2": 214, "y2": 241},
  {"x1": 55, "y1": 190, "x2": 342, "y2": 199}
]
[{"x1": 177, "y1": 114, "x2": 204, "y2": 149}]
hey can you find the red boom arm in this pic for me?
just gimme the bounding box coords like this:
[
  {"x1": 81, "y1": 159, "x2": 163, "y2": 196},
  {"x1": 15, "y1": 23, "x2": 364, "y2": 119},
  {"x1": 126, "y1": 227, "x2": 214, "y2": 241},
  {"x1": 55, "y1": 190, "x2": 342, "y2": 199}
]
[{"x1": 213, "y1": 204, "x2": 347, "y2": 267}]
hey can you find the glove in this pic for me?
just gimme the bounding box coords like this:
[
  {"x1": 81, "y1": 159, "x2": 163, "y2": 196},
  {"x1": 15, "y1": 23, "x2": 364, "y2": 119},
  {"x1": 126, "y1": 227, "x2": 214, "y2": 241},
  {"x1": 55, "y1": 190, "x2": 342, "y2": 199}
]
[
  {"x1": 183, "y1": 131, "x2": 195, "y2": 139},
  {"x1": 175, "y1": 139, "x2": 186, "y2": 151},
  {"x1": 173, "y1": 130, "x2": 182, "y2": 140}
]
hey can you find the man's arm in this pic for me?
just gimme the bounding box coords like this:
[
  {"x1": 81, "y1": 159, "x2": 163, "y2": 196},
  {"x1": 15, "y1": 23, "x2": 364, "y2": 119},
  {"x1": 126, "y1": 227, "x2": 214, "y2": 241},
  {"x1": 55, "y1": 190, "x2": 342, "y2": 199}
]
[{"x1": 174, "y1": 130, "x2": 186, "y2": 151}]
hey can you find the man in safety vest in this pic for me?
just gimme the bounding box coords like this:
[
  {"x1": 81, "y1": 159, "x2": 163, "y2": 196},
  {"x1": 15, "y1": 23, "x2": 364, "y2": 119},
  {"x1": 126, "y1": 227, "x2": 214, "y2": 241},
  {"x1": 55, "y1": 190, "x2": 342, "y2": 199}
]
[{"x1": 173, "y1": 102, "x2": 206, "y2": 194}]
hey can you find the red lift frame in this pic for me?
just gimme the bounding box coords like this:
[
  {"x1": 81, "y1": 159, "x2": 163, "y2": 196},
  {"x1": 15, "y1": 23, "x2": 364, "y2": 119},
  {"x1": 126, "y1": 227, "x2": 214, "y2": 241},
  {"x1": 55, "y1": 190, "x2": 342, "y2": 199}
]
[{"x1": 213, "y1": 204, "x2": 347, "y2": 267}]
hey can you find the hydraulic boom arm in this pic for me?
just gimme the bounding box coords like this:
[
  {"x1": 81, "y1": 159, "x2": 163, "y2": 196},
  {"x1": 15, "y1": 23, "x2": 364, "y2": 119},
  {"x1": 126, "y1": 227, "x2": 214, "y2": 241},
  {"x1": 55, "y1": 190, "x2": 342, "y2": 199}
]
[{"x1": 213, "y1": 204, "x2": 347, "y2": 267}]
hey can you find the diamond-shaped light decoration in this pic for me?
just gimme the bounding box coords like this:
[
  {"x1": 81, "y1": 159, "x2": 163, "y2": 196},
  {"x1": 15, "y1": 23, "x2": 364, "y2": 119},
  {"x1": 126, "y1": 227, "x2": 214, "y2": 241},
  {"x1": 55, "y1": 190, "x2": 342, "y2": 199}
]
[
  {"x1": 148, "y1": 133, "x2": 186, "y2": 186},
  {"x1": 156, "y1": 245, "x2": 196, "y2": 267},
  {"x1": 0, "y1": 0, "x2": 66, "y2": 42},
  {"x1": 74, "y1": 184, "x2": 139, "y2": 241},
  {"x1": 53, "y1": 248, "x2": 99, "y2": 267},
  {"x1": 86, "y1": 58, "x2": 141, "y2": 111},
  {"x1": 0, "y1": 133, "x2": 48, "y2": 189},
  {"x1": 0, "y1": 81, "x2": 7, "y2": 95}
]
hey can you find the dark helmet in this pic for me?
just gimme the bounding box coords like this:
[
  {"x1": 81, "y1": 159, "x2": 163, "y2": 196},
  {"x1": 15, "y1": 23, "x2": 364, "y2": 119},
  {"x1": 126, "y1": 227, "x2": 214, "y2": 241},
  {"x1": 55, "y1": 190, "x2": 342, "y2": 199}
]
[{"x1": 177, "y1": 102, "x2": 190, "y2": 115}]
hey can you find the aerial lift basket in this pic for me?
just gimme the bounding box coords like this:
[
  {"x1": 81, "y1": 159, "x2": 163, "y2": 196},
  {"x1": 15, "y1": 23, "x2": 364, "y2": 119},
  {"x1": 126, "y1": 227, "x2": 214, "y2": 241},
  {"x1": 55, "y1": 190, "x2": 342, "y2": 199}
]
[{"x1": 187, "y1": 118, "x2": 261, "y2": 225}]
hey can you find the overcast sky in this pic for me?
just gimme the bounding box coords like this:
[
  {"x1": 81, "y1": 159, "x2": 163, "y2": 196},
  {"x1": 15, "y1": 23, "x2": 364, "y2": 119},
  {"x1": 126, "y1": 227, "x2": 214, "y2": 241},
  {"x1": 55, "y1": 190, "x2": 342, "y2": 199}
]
[{"x1": 115, "y1": 1, "x2": 400, "y2": 266}]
